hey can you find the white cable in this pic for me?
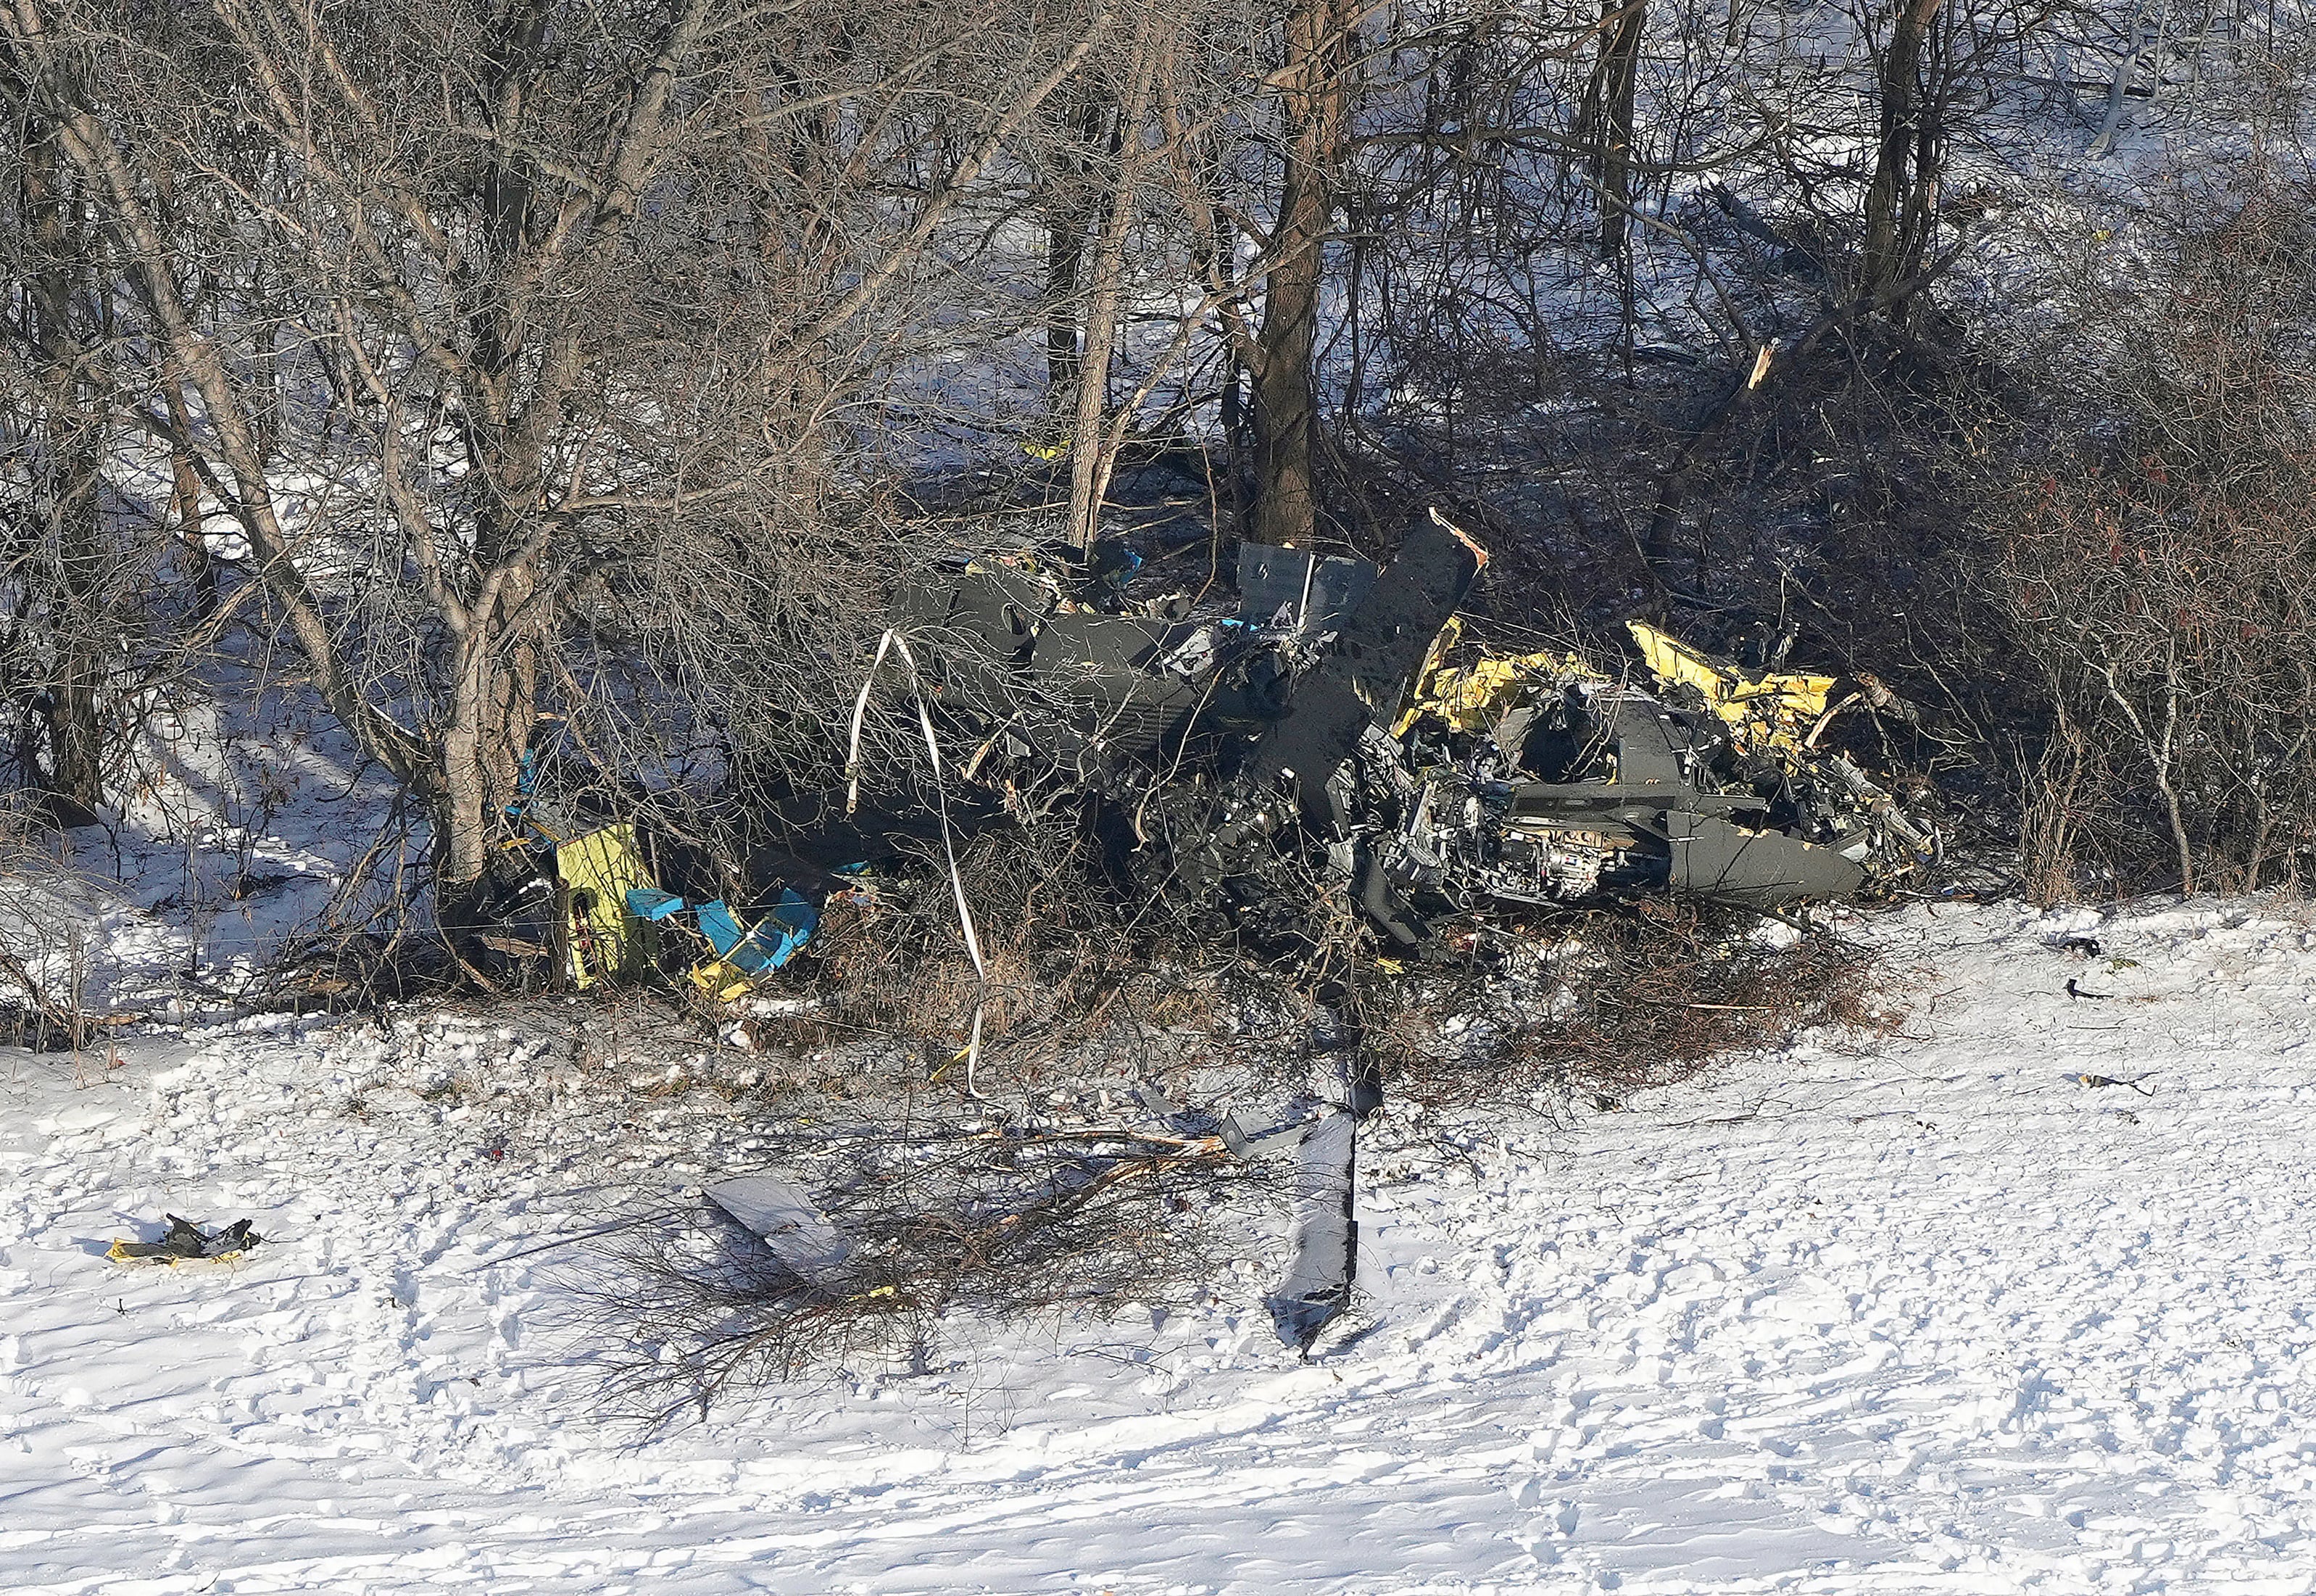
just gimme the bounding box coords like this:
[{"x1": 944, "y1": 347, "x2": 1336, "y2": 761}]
[
  {"x1": 843, "y1": 628, "x2": 903, "y2": 816},
  {"x1": 843, "y1": 628, "x2": 990, "y2": 1098}
]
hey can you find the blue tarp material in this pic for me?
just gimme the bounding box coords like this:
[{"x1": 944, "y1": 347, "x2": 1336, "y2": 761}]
[
  {"x1": 695, "y1": 899, "x2": 747, "y2": 957},
  {"x1": 698, "y1": 889, "x2": 819, "y2": 976},
  {"x1": 625, "y1": 888, "x2": 688, "y2": 922}
]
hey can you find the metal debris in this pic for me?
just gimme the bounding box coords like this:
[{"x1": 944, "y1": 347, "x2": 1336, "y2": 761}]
[
  {"x1": 473, "y1": 506, "x2": 1937, "y2": 987},
  {"x1": 466, "y1": 510, "x2": 1942, "y2": 1351},
  {"x1": 1267, "y1": 1111, "x2": 1358, "y2": 1351},
  {"x1": 847, "y1": 508, "x2": 1938, "y2": 953},
  {"x1": 108, "y1": 1215, "x2": 262, "y2": 1265},
  {"x1": 705, "y1": 1176, "x2": 852, "y2": 1279}
]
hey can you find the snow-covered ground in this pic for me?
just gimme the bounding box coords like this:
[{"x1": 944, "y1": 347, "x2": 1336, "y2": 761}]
[{"x1": 5, "y1": 897, "x2": 2315, "y2": 1595}]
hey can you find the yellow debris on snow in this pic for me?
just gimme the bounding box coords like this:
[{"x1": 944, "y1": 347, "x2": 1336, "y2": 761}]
[
  {"x1": 1391, "y1": 615, "x2": 1846, "y2": 761},
  {"x1": 689, "y1": 960, "x2": 757, "y2": 1004}
]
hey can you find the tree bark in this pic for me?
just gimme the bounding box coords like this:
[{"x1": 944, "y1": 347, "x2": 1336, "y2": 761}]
[
  {"x1": 1042, "y1": 97, "x2": 1108, "y2": 423},
  {"x1": 1068, "y1": 27, "x2": 1156, "y2": 549},
  {"x1": 1047, "y1": 205, "x2": 1089, "y2": 402},
  {"x1": 161, "y1": 374, "x2": 217, "y2": 616},
  {"x1": 1861, "y1": 0, "x2": 1944, "y2": 309},
  {"x1": 1250, "y1": 0, "x2": 1350, "y2": 549}
]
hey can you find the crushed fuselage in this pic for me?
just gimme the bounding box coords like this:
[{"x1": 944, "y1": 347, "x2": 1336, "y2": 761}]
[{"x1": 869, "y1": 512, "x2": 1936, "y2": 955}]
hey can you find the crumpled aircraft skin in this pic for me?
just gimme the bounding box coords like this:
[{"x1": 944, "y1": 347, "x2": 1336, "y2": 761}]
[{"x1": 857, "y1": 509, "x2": 1938, "y2": 954}]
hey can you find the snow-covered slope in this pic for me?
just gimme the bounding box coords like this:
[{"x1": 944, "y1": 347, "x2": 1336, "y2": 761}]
[{"x1": 4, "y1": 899, "x2": 2314, "y2": 1594}]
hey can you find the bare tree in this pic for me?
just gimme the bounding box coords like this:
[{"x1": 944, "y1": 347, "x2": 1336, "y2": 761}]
[
  {"x1": 1981, "y1": 166, "x2": 2316, "y2": 895},
  {"x1": 1861, "y1": 0, "x2": 1948, "y2": 311},
  {"x1": 1, "y1": 0, "x2": 1124, "y2": 902}
]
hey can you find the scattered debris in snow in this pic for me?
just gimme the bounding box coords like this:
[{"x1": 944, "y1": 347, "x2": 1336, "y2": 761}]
[
  {"x1": 105, "y1": 1213, "x2": 262, "y2": 1265},
  {"x1": 5, "y1": 897, "x2": 2316, "y2": 1591}
]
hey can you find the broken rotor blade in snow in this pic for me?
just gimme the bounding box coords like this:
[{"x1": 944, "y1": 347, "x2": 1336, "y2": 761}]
[
  {"x1": 1216, "y1": 1110, "x2": 1305, "y2": 1160},
  {"x1": 1219, "y1": 1111, "x2": 1252, "y2": 1157},
  {"x1": 705, "y1": 1176, "x2": 852, "y2": 1279},
  {"x1": 1266, "y1": 1110, "x2": 1358, "y2": 1351}
]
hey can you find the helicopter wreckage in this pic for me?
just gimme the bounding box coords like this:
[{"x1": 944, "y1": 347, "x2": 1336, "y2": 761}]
[
  {"x1": 484, "y1": 511, "x2": 1939, "y2": 1350},
  {"x1": 870, "y1": 510, "x2": 1937, "y2": 947}
]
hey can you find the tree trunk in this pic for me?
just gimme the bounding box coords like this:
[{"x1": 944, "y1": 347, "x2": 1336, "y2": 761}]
[
  {"x1": 1047, "y1": 209, "x2": 1088, "y2": 401},
  {"x1": 42, "y1": 472, "x2": 105, "y2": 812},
  {"x1": 20, "y1": 112, "x2": 107, "y2": 812},
  {"x1": 161, "y1": 374, "x2": 217, "y2": 616},
  {"x1": 1042, "y1": 97, "x2": 1110, "y2": 422},
  {"x1": 1583, "y1": 0, "x2": 1645, "y2": 259},
  {"x1": 433, "y1": 7, "x2": 562, "y2": 889},
  {"x1": 436, "y1": 568, "x2": 551, "y2": 887},
  {"x1": 1069, "y1": 29, "x2": 1156, "y2": 549},
  {"x1": 1862, "y1": 0, "x2": 1944, "y2": 309},
  {"x1": 1251, "y1": 0, "x2": 1350, "y2": 549}
]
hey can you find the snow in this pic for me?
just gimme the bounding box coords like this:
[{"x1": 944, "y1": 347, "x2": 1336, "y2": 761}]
[
  {"x1": 5, "y1": 897, "x2": 2316, "y2": 1593},
  {"x1": 1, "y1": 683, "x2": 416, "y2": 1019}
]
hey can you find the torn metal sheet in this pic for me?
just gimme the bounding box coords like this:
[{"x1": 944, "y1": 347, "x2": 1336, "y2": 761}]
[
  {"x1": 1627, "y1": 620, "x2": 1836, "y2": 755},
  {"x1": 705, "y1": 1176, "x2": 852, "y2": 1279},
  {"x1": 1237, "y1": 513, "x2": 1485, "y2": 821},
  {"x1": 109, "y1": 1215, "x2": 262, "y2": 1265},
  {"x1": 689, "y1": 889, "x2": 820, "y2": 1001},
  {"x1": 847, "y1": 508, "x2": 1936, "y2": 952},
  {"x1": 1394, "y1": 615, "x2": 1598, "y2": 737},
  {"x1": 1266, "y1": 1111, "x2": 1358, "y2": 1351},
  {"x1": 1236, "y1": 542, "x2": 1378, "y2": 636}
]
